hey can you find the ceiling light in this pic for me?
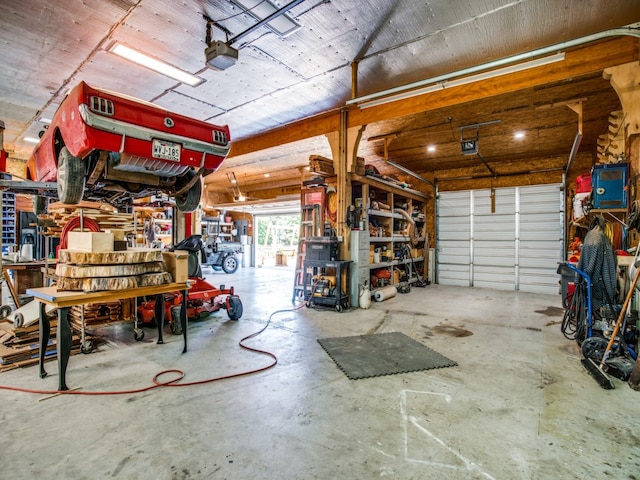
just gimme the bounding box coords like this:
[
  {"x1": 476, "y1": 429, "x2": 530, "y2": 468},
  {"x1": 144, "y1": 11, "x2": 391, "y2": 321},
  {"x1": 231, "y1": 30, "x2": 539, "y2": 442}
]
[
  {"x1": 231, "y1": 0, "x2": 302, "y2": 37},
  {"x1": 108, "y1": 43, "x2": 203, "y2": 87},
  {"x1": 514, "y1": 131, "x2": 525, "y2": 139},
  {"x1": 354, "y1": 53, "x2": 566, "y2": 109},
  {"x1": 264, "y1": 173, "x2": 270, "y2": 177},
  {"x1": 427, "y1": 145, "x2": 436, "y2": 153},
  {"x1": 23, "y1": 137, "x2": 40, "y2": 143},
  {"x1": 38, "y1": 116, "x2": 51, "y2": 124}
]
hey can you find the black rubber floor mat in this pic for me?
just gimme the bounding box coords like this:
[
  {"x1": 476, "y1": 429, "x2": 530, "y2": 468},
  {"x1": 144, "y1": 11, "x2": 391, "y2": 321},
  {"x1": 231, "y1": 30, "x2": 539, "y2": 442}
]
[{"x1": 317, "y1": 331, "x2": 457, "y2": 380}]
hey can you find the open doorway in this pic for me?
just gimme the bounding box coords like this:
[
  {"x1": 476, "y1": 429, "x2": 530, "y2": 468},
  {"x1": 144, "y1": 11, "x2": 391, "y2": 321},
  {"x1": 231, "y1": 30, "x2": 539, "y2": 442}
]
[{"x1": 255, "y1": 214, "x2": 300, "y2": 268}]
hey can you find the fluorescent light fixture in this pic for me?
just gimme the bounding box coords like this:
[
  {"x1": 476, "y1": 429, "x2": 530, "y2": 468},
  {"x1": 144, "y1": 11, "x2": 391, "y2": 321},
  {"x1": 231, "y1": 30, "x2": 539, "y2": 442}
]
[
  {"x1": 356, "y1": 53, "x2": 566, "y2": 109},
  {"x1": 23, "y1": 137, "x2": 40, "y2": 143},
  {"x1": 231, "y1": 0, "x2": 301, "y2": 37},
  {"x1": 109, "y1": 43, "x2": 203, "y2": 87},
  {"x1": 38, "y1": 116, "x2": 51, "y2": 124}
]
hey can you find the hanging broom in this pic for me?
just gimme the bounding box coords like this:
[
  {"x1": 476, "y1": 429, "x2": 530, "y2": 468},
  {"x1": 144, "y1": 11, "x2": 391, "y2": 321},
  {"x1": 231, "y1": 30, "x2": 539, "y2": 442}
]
[{"x1": 581, "y1": 263, "x2": 640, "y2": 389}]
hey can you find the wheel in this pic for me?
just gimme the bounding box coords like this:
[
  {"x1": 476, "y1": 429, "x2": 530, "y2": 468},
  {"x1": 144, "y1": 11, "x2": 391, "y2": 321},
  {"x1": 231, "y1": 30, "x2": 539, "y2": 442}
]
[
  {"x1": 335, "y1": 304, "x2": 343, "y2": 313},
  {"x1": 175, "y1": 169, "x2": 201, "y2": 212},
  {"x1": 581, "y1": 336, "x2": 609, "y2": 362},
  {"x1": 222, "y1": 255, "x2": 239, "y2": 274},
  {"x1": 134, "y1": 329, "x2": 145, "y2": 341},
  {"x1": 170, "y1": 306, "x2": 183, "y2": 334},
  {"x1": 13, "y1": 312, "x2": 24, "y2": 328},
  {"x1": 0, "y1": 305, "x2": 12, "y2": 320},
  {"x1": 226, "y1": 295, "x2": 243, "y2": 321},
  {"x1": 57, "y1": 146, "x2": 85, "y2": 204},
  {"x1": 80, "y1": 340, "x2": 93, "y2": 354}
]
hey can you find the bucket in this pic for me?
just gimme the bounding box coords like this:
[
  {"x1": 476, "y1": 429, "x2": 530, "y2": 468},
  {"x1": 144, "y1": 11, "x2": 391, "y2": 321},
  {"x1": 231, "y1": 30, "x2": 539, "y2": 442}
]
[
  {"x1": 573, "y1": 192, "x2": 590, "y2": 220},
  {"x1": 20, "y1": 243, "x2": 33, "y2": 262}
]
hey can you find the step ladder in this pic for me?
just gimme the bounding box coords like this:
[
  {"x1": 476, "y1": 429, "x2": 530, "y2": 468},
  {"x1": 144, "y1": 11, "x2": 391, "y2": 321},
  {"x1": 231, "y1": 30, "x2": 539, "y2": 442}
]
[{"x1": 292, "y1": 204, "x2": 321, "y2": 302}]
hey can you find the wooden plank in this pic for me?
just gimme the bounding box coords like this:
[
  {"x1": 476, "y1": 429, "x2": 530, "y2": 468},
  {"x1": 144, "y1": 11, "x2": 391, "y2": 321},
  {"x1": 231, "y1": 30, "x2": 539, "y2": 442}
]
[
  {"x1": 56, "y1": 261, "x2": 165, "y2": 278},
  {"x1": 58, "y1": 248, "x2": 163, "y2": 265},
  {"x1": 57, "y1": 272, "x2": 174, "y2": 292}
]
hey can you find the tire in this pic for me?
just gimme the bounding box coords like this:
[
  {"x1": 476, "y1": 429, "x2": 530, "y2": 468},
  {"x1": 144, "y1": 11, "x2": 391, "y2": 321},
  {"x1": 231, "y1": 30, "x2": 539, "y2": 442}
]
[
  {"x1": 57, "y1": 146, "x2": 85, "y2": 204},
  {"x1": 581, "y1": 336, "x2": 609, "y2": 362},
  {"x1": 0, "y1": 305, "x2": 11, "y2": 320},
  {"x1": 175, "y1": 170, "x2": 201, "y2": 212},
  {"x1": 226, "y1": 295, "x2": 243, "y2": 321},
  {"x1": 170, "y1": 306, "x2": 183, "y2": 334},
  {"x1": 222, "y1": 255, "x2": 239, "y2": 274}
]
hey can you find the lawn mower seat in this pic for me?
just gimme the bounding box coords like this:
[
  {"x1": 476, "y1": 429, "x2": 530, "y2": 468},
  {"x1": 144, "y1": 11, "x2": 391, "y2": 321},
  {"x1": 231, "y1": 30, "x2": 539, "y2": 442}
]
[{"x1": 172, "y1": 235, "x2": 204, "y2": 278}]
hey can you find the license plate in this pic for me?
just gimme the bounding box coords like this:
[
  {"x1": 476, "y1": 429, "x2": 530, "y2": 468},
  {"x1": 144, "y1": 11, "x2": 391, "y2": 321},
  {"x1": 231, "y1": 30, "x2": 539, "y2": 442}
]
[{"x1": 152, "y1": 139, "x2": 181, "y2": 161}]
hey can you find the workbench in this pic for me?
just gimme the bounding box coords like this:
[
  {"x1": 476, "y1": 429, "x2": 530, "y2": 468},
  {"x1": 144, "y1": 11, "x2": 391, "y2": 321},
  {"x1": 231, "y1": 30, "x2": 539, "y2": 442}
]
[{"x1": 27, "y1": 283, "x2": 190, "y2": 390}]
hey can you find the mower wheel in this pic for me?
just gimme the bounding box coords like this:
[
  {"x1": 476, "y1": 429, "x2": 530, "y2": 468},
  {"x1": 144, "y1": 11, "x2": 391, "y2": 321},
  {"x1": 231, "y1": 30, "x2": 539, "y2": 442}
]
[
  {"x1": 226, "y1": 295, "x2": 243, "y2": 321},
  {"x1": 81, "y1": 339, "x2": 93, "y2": 354},
  {"x1": 581, "y1": 336, "x2": 609, "y2": 362},
  {"x1": 222, "y1": 255, "x2": 239, "y2": 274},
  {"x1": 170, "y1": 306, "x2": 183, "y2": 335},
  {"x1": 134, "y1": 329, "x2": 145, "y2": 341}
]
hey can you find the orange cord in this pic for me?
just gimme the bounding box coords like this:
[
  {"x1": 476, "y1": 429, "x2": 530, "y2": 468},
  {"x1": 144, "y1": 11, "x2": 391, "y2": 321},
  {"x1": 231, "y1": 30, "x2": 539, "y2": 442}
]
[{"x1": 0, "y1": 305, "x2": 306, "y2": 396}]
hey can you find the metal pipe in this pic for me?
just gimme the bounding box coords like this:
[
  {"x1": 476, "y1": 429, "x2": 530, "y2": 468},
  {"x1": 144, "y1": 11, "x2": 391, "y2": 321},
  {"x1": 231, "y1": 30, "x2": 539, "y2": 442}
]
[
  {"x1": 346, "y1": 23, "x2": 640, "y2": 106},
  {"x1": 386, "y1": 159, "x2": 435, "y2": 187},
  {"x1": 228, "y1": 0, "x2": 306, "y2": 45}
]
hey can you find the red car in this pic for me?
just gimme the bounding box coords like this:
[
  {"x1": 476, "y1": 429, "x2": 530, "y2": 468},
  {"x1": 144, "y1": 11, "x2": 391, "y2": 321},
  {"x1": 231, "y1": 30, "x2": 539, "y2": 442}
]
[{"x1": 26, "y1": 81, "x2": 230, "y2": 211}]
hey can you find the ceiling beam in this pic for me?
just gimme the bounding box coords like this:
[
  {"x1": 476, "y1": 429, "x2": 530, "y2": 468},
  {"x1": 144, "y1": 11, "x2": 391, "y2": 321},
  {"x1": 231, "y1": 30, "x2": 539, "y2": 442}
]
[{"x1": 226, "y1": 36, "x2": 638, "y2": 159}]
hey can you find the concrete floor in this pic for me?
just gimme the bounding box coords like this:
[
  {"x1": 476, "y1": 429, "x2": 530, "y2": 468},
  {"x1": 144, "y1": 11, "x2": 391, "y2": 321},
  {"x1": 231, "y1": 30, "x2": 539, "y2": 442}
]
[{"x1": 0, "y1": 265, "x2": 639, "y2": 480}]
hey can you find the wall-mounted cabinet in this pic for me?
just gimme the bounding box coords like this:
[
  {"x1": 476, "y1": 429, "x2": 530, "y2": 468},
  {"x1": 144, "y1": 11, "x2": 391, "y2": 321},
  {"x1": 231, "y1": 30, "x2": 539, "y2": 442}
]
[{"x1": 350, "y1": 174, "x2": 429, "y2": 302}]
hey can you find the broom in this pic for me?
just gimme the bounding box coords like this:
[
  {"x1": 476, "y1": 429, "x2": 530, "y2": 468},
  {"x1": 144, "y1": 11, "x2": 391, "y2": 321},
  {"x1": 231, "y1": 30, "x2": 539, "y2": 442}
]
[{"x1": 581, "y1": 263, "x2": 640, "y2": 389}]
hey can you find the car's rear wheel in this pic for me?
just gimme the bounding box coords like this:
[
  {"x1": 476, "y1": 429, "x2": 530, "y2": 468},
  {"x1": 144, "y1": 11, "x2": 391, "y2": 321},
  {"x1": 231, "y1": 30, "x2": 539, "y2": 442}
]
[
  {"x1": 57, "y1": 146, "x2": 85, "y2": 204},
  {"x1": 175, "y1": 169, "x2": 201, "y2": 212}
]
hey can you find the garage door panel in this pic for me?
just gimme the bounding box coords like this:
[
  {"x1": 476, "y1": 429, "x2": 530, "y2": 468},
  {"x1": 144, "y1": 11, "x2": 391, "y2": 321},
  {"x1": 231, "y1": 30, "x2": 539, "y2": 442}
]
[{"x1": 437, "y1": 185, "x2": 563, "y2": 293}]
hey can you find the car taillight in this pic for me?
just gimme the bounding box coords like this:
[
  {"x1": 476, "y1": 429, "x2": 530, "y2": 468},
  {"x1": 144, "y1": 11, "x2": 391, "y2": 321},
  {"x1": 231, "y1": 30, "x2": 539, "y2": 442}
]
[
  {"x1": 89, "y1": 96, "x2": 114, "y2": 116},
  {"x1": 213, "y1": 130, "x2": 228, "y2": 145}
]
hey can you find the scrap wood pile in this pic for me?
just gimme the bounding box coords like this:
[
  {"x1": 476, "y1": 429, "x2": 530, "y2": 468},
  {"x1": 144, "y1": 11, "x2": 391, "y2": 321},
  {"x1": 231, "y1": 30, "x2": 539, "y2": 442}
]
[
  {"x1": 38, "y1": 201, "x2": 134, "y2": 238},
  {"x1": 0, "y1": 317, "x2": 83, "y2": 372}
]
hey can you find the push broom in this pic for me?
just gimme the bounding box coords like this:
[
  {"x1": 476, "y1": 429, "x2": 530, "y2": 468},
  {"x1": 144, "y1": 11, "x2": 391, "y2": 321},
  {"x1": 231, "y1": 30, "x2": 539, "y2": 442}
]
[{"x1": 581, "y1": 263, "x2": 640, "y2": 389}]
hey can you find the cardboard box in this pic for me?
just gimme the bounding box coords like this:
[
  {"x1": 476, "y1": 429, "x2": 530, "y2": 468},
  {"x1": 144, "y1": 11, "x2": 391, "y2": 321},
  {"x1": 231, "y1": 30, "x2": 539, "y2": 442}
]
[
  {"x1": 67, "y1": 232, "x2": 114, "y2": 253},
  {"x1": 162, "y1": 250, "x2": 189, "y2": 283}
]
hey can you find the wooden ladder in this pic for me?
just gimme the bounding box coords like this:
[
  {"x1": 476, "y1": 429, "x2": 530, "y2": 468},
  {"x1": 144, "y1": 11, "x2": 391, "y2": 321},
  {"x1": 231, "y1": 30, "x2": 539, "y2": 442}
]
[{"x1": 292, "y1": 204, "x2": 320, "y2": 302}]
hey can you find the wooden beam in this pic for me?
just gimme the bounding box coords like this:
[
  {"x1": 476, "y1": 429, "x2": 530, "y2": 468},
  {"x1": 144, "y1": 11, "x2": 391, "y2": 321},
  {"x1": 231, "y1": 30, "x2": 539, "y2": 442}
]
[{"x1": 226, "y1": 36, "x2": 638, "y2": 159}]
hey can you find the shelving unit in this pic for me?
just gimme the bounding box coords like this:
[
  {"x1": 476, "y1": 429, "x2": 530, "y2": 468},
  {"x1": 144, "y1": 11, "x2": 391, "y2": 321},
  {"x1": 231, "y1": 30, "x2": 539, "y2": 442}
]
[
  {"x1": 202, "y1": 216, "x2": 236, "y2": 242},
  {"x1": 350, "y1": 174, "x2": 429, "y2": 301},
  {"x1": 2, "y1": 191, "x2": 17, "y2": 251}
]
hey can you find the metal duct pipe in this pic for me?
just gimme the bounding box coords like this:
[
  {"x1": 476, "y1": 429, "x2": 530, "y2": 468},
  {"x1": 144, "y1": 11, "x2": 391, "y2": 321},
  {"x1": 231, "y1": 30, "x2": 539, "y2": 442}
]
[{"x1": 347, "y1": 23, "x2": 640, "y2": 106}]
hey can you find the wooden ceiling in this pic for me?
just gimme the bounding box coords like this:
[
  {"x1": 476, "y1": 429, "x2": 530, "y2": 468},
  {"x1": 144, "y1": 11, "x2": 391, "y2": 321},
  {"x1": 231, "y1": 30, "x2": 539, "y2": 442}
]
[{"x1": 1, "y1": 1, "x2": 639, "y2": 209}]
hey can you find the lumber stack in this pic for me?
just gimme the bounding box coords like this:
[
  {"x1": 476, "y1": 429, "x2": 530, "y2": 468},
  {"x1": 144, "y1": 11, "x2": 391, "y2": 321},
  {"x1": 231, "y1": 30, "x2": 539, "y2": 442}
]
[
  {"x1": 39, "y1": 201, "x2": 135, "y2": 238},
  {"x1": 55, "y1": 249, "x2": 173, "y2": 293},
  {"x1": 0, "y1": 318, "x2": 82, "y2": 372},
  {"x1": 309, "y1": 155, "x2": 335, "y2": 176},
  {"x1": 68, "y1": 301, "x2": 122, "y2": 329}
]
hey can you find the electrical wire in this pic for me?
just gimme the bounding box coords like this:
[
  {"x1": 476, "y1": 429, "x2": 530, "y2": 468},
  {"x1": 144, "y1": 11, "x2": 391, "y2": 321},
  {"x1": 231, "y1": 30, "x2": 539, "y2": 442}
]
[{"x1": 0, "y1": 304, "x2": 306, "y2": 397}]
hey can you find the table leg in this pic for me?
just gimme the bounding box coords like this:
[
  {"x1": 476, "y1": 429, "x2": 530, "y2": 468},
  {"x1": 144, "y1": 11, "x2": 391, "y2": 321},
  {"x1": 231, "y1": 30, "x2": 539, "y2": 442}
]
[
  {"x1": 181, "y1": 289, "x2": 188, "y2": 353},
  {"x1": 155, "y1": 293, "x2": 164, "y2": 344},
  {"x1": 57, "y1": 306, "x2": 72, "y2": 391},
  {"x1": 38, "y1": 302, "x2": 49, "y2": 379}
]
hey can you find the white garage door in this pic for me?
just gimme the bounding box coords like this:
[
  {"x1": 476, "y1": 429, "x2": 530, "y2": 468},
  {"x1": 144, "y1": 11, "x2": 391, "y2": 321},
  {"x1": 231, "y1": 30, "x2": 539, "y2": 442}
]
[{"x1": 436, "y1": 184, "x2": 564, "y2": 294}]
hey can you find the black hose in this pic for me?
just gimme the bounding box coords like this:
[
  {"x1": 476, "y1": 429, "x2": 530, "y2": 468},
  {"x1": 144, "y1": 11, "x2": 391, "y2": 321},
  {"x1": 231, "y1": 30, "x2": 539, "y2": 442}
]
[{"x1": 561, "y1": 281, "x2": 588, "y2": 343}]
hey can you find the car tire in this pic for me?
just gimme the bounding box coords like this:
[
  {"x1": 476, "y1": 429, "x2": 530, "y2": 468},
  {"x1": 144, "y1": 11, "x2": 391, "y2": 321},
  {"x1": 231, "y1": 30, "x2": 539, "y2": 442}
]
[
  {"x1": 175, "y1": 170, "x2": 201, "y2": 212},
  {"x1": 57, "y1": 146, "x2": 85, "y2": 204}
]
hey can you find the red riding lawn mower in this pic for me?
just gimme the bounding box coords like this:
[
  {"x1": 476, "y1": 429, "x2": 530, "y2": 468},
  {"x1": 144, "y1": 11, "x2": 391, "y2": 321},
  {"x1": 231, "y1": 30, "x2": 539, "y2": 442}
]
[{"x1": 137, "y1": 235, "x2": 243, "y2": 334}]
